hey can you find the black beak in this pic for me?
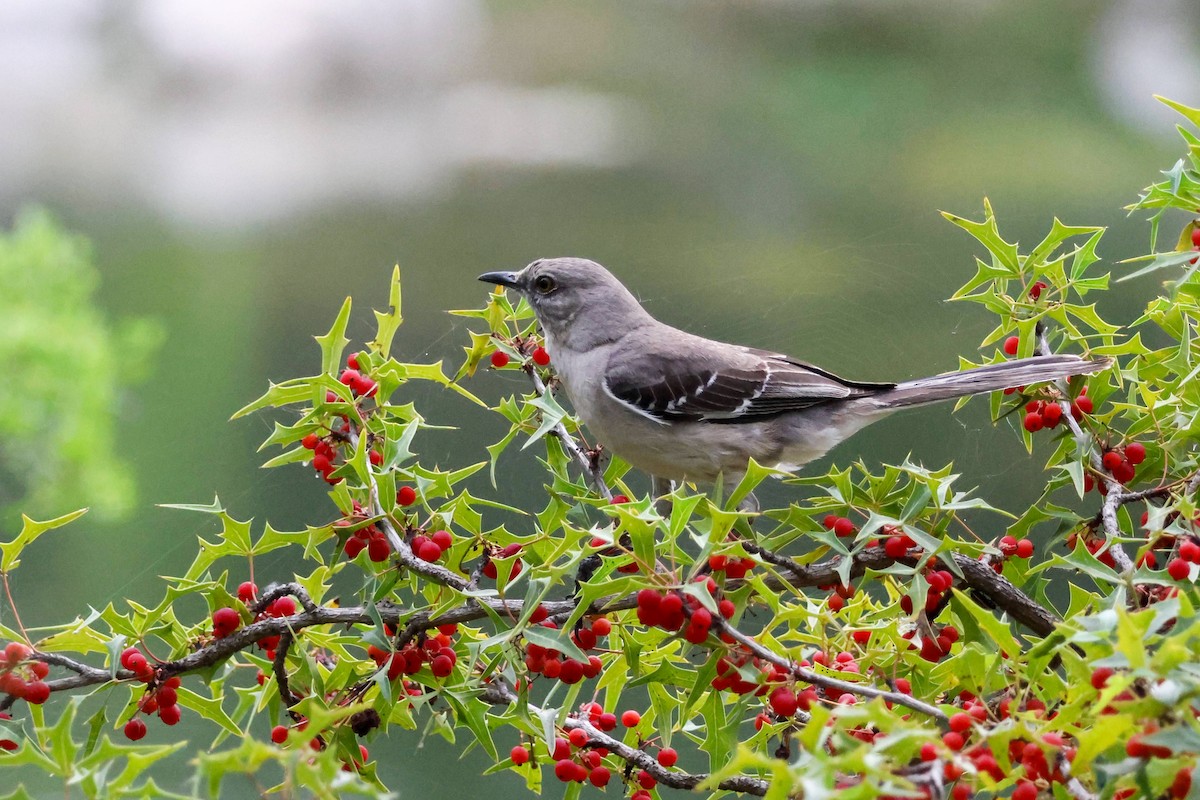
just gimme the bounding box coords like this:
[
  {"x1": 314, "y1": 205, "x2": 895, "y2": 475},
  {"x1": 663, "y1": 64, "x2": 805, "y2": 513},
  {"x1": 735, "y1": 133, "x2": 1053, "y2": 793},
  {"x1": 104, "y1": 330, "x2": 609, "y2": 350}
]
[{"x1": 478, "y1": 271, "x2": 522, "y2": 290}]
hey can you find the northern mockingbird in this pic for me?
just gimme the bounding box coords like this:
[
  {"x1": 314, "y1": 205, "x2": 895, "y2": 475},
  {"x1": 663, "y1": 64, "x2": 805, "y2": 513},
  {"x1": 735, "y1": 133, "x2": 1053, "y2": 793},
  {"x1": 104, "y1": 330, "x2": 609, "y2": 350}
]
[{"x1": 479, "y1": 258, "x2": 1108, "y2": 495}]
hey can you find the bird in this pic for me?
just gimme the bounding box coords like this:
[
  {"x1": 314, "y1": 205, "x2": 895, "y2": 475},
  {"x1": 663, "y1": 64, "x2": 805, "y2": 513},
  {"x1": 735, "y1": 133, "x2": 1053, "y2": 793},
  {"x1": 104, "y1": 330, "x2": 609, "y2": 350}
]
[{"x1": 478, "y1": 258, "x2": 1108, "y2": 499}]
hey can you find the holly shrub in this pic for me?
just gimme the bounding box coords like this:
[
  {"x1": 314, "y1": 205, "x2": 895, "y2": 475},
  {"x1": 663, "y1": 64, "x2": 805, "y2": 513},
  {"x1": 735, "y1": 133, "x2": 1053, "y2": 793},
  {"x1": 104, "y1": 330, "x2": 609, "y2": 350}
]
[{"x1": 3, "y1": 98, "x2": 1200, "y2": 800}]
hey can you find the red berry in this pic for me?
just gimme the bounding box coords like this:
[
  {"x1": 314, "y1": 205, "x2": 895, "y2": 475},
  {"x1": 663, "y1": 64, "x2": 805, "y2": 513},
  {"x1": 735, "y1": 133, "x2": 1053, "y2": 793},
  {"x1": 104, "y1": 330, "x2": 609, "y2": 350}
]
[
  {"x1": 1171, "y1": 766, "x2": 1192, "y2": 798},
  {"x1": 657, "y1": 747, "x2": 678, "y2": 767},
  {"x1": 597, "y1": 712, "x2": 617, "y2": 731},
  {"x1": 1125, "y1": 442, "x2": 1146, "y2": 465},
  {"x1": 300, "y1": 433, "x2": 320, "y2": 450},
  {"x1": 551, "y1": 737, "x2": 571, "y2": 760},
  {"x1": 490, "y1": 351, "x2": 510, "y2": 369},
  {"x1": 948, "y1": 712, "x2": 972, "y2": 733},
  {"x1": 1102, "y1": 451, "x2": 1122, "y2": 472},
  {"x1": 396, "y1": 486, "x2": 417, "y2": 507},
  {"x1": 1041, "y1": 403, "x2": 1062, "y2": 426},
  {"x1": 610, "y1": 494, "x2": 630, "y2": 504},
  {"x1": 833, "y1": 517, "x2": 856, "y2": 538},
  {"x1": 769, "y1": 687, "x2": 798, "y2": 717},
  {"x1": 1015, "y1": 539, "x2": 1034, "y2": 559},
  {"x1": 212, "y1": 607, "x2": 241, "y2": 638},
  {"x1": 620, "y1": 709, "x2": 641, "y2": 727},
  {"x1": 23, "y1": 681, "x2": 49, "y2": 704},
  {"x1": 339, "y1": 368, "x2": 360, "y2": 386},
  {"x1": 591, "y1": 617, "x2": 612, "y2": 636},
  {"x1": 588, "y1": 766, "x2": 610, "y2": 787},
  {"x1": 1192, "y1": 228, "x2": 1200, "y2": 248},
  {"x1": 237, "y1": 581, "x2": 257, "y2": 602},
  {"x1": 431, "y1": 654, "x2": 454, "y2": 677},
  {"x1": 822, "y1": 514, "x2": 838, "y2": 529},
  {"x1": 558, "y1": 659, "x2": 584, "y2": 684},
  {"x1": 1012, "y1": 780, "x2": 1038, "y2": 800},
  {"x1": 1029, "y1": 281, "x2": 1047, "y2": 300},
  {"x1": 942, "y1": 731, "x2": 964, "y2": 751},
  {"x1": 271, "y1": 597, "x2": 296, "y2": 616},
  {"x1": 123, "y1": 650, "x2": 147, "y2": 674},
  {"x1": 1074, "y1": 395, "x2": 1093, "y2": 415},
  {"x1": 366, "y1": 536, "x2": 389, "y2": 562},
  {"x1": 1090, "y1": 666, "x2": 1114, "y2": 690},
  {"x1": 124, "y1": 718, "x2": 147, "y2": 741},
  {"x1": 1023, "y1": 412, "x2": 1043, "y2": 432},
  {"x1": 1003, "y1": 336, "x2": 1020, "y2": 355},
  {"x1": 417, "y1": 540, "x2": 443, "y2": 562},
  {"x1": 510, "y1": 744, "x2": 530, "y2": 766},
  {"x1": 568, "y1": 727, "x2": 588, "y2": 748},
  {"x1": 884, "y1": 536, "x2": 908, "y2": 559},
  {"x1": 159, "y1": 704, "x2": 181, "y2": 725},
  {"x1": 4, "y1": 643, "x2": 29, "y2": 664},
  {"x1": 1180, "y1": 540, "x2": 1200, "y2": 563},
  {"x1": 344, "y1": 536, "x2": 367, "y2": 558},
  {"x1": 271, "y1": 725, "x2": 289, "y2": 744},
  {"x1": 1167, "y1": 558, "x2": 1191, "y2": 581},
  {"x1": 532, "y1": 347, "x2": 551, "y2": 366},
  {"x1": 431, "y1": 530, "x2": 453, "y2": 550},
  {"x1": 157, "y1": 686, "x2": 178, "y2": 708},
  {"x1": 553, "y1": 759, "x2": 576, "y2": 782},
  {"x1": 368, "y1": 449, "x2": 383, "y2": 466}
]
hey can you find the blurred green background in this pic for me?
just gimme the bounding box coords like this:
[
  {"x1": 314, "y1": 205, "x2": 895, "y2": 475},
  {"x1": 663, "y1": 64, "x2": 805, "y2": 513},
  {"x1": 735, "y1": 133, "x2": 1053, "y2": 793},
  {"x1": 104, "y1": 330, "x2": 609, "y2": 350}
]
[{"x1": 1, "y1": 0, "x2": 1193, "y2": 796}]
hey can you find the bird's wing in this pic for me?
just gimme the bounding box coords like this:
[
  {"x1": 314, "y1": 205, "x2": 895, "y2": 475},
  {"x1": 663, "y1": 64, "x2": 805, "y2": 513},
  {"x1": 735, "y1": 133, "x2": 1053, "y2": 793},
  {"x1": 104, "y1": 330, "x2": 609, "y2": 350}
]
[{"x1": 603, "y1": 340, "x2": 893, "y2": 425}]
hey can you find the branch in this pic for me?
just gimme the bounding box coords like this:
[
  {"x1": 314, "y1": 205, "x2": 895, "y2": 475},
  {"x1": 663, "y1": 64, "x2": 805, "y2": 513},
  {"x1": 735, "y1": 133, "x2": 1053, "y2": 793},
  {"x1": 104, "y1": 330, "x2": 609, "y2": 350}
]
[
  {"x1": 484, "y1": 679, "x2": 771, "y2": 795},
  {"x1": 745, "y1": 541, "x2": 1060, "y2": 639},
  {"x1": 1034, "y1": 329, "x2": 1132, "y2": 572},
  {"x1": 712, "y1": 616, "x2": 949, "y2": 722},
  {"x1": 524, "y1": 365, "x2": 612, "y2": 501}
]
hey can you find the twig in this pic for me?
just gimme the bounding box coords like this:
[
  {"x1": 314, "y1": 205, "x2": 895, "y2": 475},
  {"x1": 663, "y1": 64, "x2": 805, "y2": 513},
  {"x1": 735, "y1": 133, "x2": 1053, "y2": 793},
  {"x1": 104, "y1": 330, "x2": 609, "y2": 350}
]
[{"x1": 713, "y1": 616, "x2": 949, "y2": 722}]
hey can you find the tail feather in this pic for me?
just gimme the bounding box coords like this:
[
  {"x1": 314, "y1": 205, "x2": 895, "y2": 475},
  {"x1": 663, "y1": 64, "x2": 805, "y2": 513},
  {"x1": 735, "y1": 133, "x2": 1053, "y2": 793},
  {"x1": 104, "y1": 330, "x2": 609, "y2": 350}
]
[{"x1": 870, "y1": 355, "x2": 1110, "y2": 409}]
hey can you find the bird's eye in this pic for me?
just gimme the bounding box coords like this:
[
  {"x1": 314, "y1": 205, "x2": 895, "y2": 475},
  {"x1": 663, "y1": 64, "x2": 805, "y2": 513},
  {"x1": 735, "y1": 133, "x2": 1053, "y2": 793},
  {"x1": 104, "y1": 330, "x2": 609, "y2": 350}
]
[{"x1": 533, "y1": 275, "x2": 557, "y2": 294}]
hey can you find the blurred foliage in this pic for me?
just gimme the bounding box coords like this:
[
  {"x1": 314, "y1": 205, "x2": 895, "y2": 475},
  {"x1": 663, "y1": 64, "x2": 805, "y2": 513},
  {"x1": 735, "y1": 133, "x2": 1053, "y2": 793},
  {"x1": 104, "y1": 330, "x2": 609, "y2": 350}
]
[{"x1": 0, "y1": 209, "x2": 162, "y2": 522}]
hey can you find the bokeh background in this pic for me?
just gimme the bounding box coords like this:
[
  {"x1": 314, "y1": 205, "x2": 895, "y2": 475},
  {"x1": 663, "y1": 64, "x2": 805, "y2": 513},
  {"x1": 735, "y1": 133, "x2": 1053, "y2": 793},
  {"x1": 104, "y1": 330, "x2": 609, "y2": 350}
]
[{"x1": 2, "y1": 0, "x2": 1195, "y2": 796}]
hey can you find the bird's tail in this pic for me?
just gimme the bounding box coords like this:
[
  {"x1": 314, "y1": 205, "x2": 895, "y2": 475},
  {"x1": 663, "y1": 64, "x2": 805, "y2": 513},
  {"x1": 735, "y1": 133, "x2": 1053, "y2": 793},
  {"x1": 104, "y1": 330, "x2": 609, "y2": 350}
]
[{"x1": 867, "y1": 355, "x2": 1110, "y2": 410}]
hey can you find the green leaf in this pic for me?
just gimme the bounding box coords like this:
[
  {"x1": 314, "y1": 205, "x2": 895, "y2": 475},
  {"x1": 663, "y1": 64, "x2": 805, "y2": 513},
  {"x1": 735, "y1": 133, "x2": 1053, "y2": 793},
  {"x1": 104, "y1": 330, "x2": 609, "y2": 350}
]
[
  {"x1": 371, "y1": 265, "x2": 403, "y2": 357},
  {"x1": 316, "y1": 295, "x2": 353, "y2": 377},
  {"x1": 0, "y1": 508, "x2": 87, "y2": 572}
]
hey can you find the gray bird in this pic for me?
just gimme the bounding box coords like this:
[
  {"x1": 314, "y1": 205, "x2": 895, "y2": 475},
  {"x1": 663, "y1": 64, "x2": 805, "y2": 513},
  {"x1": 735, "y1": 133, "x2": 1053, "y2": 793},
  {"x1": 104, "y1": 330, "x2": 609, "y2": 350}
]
[{"x1": 479, "y1": 258, "x2": 1107, "y2": 498}]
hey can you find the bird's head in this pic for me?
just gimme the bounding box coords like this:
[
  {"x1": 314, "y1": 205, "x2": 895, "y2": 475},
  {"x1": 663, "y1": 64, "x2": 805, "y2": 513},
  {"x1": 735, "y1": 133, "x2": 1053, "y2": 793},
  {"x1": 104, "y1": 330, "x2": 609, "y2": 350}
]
[{"x1": 479, "y1": 258, "x2": 650, "y2": 349}]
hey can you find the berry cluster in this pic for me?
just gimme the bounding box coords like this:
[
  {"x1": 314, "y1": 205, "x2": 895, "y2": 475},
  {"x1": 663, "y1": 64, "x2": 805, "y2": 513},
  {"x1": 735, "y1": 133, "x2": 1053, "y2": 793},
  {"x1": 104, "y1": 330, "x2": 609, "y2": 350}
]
[
  {"x1": 208, "y1": 593, "x2": 294, "y2": 657},
  {"x1": 1099, "y1": 440, "x2": 1145, "y2": 485},
  {"x1": 635, "y1": 577, "x2": 736, "y2": 645},
  {"x1": 523, "y1": 609, "x2": 605, "y2": 684},
  {"x1": 1167, "y1": 536, "x2": 1199, "y2": 582},
  {"x1": 1020, "y1": 389, "x2": 1092, "y2": 432},
  {"x1": 366, "y1": 623, "x2": 459, "y2": 680},
  {"x1": 546, "y1": 728, "x2": 612, "y2": 787},
  {"x1": 526, "y1": 705, "x2": 660, "y2": 796},
  {"x1": 338, "y1": 352, "x2": 378, "y2": 398},
  {"x1": 997, "y1": 534, "x2": 1036, "y2": 561},
  {"x1": 0, "y1": 643, "x2": 49, "y2": 705},
  {"x1": 299, "y1": 353, "x2": 385, "y2": 484},
  {"x1": 821, "y1": 514, "x2": 859, "y2": 538},
  {"x1": 410, "y1": 528, "x2": 454, "y2": 564},
  {"x1": 118, "y1": 646, "x2": 184, "y2": 739}
]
